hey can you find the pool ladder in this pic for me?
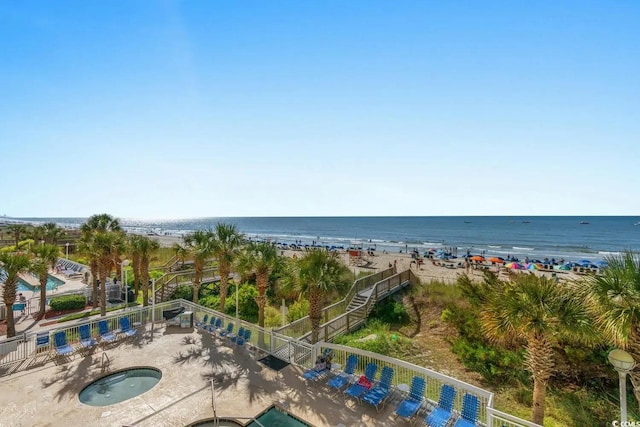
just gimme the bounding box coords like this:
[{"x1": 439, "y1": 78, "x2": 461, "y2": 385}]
[{"x1": 101, "y1": 352, "x2": 111, "y2": 373}]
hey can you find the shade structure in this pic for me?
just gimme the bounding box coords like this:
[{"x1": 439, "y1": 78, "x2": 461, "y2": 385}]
[
  {"x1": 594, "y1": 260, "x2": 608, "y2": 268},
  {"x1": 470, "y1": 256, "x2": 485, "y2": 262},
  {"x1": 526, "y1": 263, "x2": 540, "y2": 270},
  {"x1": 577, "y1": 259, "x2": 592, "y2": 265},
  {"x1": 488, "y1": 257, "x2": 505, "y2": 264},
  {"x1": 505, "y1": 262, "x2": 524, "y2": 269}
]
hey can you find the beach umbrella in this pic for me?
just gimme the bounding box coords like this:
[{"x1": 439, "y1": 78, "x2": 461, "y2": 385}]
[
  {"x1": 470, "y1": 256, "x2": 485, "y2": 262},
  {"x1": 594, "y1": 260, "x2": 608, "y2": 268},
  {"x1": 556, "y1": 265, "x2": 571, "y2": 271},
  {"x1": 488, "y1": 257, "x2": 505, "y2": 264},
  {"x1": 505, "y1": 262, "x2": 524, "y2": 269},
  {"x1": 526, "y1": 263, "x2": 540, "y2": 270},
  {"x1": 577, "y1": 259, "x2": 592, "y2": 265}
]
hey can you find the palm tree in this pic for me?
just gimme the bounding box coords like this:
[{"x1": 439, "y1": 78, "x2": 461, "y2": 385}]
[
  {"x1": 134, "y1": 236, "x2": 160, "y2": 306},
  {"x1": 211, "y1": 223, "x2": 244, "y2": 314},
  {"x1": 93, "y1": 232, "x2": 125, "y2": 316},
  {"x1": 288, "y1": 249, "x2": 349, "y2": 343},
  {"x1": 42, "y1": 222, "x2": 66, "y2": 244},
  {"x1": 30, "y1": 243, "x2": 60, "y2": 318},
  {"x1": 79, "y1": 214, "x2": 123, "y2": 308},
  {"x1": 578, "y1": 251, "x2": 640, "y2": 404},
  {"x1": 460, "y1": 272, "x2": 594, "y2": 425},
  {"x1": 172, "y1": 242, "x2": 188, "y2": 270},
  {"x1": 237, "y1": 241, "x2": 284, "y2": 328},
  {"x1": 183, "y1": 230, "x2": 214, "y2": 303},
  {"x1": 0, "y1": 251, "x2": 31, "y2": 337},
  {"x1": 7, "y1": 224, "x2": 27, "y2": 249},
  {"x1": 128, "y1": 235, "x2": 142, "y2": 298}
]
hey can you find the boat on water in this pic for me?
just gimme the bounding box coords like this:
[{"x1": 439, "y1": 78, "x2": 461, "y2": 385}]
[
  {"x1": 635, "y1": 222, "x2": 640, "y2": 226},
  {"x1": 579, "y1": 221, "x2": 590, "y2": 225}
]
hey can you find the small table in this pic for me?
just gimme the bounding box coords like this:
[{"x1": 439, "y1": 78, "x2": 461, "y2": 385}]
[{"x1": 396, "y1": 383, "x2": 410, "y2": 403}]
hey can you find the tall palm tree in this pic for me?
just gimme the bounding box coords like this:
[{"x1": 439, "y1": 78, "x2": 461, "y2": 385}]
[
  {"x1": 289, "y1": 249, "x2": 349, "y2": 343},
  {"x1": 237, "y1": 241, "x2": 284, "y2": 328},
  {"x1": 135, "y1": 236, "x2": 160, "y2": 306},
  {"x1": 0, "y1": 252, "x2": 31, "y2": 337},
  {"x1": 128, "y1": 235, "x2": 142, "y2": 298},
  {"x1": 211, "y1": 223, "x2": 244, "y2": 314},
  {"x1": 42, "y1": 222, "x2": 66, "y2": 244},
  {"x1": 577, "y1": 251, "x2": 640, "y2": 404},
  {"x1": 462, "y1": 272, "x2": 594, "y2": 425},
  {"x1": 30, "y1": 243, "x2": 60, "y2": 318},
  {"x1": 79, "y1": 214, "x2": 123, "y2": 308},
  {"x1": 183, "y1": 230, "x2": 214, "y2": 303},
  {"x1": 172, "y1": 242, "x2": 188, "y2": 270},
  {"x1": 93, "y1": 232, "x2": 125, "y2": 316},
  {"x1": 7, "y1": 224, "x2": 27, "y2": 249}
]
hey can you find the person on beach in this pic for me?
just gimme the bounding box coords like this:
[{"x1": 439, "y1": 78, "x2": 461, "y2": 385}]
[{"x1": 18, "y1": 293, "x2": 26, "y2": 314}]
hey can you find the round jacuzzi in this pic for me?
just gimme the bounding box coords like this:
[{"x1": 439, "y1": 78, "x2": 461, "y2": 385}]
[
  {"x1": 187, "y1": 419, "x2": 243, "y2": 427},
  {"x1": 79, "y1": 367, "x2": 162, "y2": 406}
]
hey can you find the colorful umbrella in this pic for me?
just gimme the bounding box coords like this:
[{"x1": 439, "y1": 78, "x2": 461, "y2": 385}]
[
  {"x1": 488, "y1": 257, "x2": 505, "y2": 264},
  {"x1": 470, "y1": 256, "x2": 485, "y2": 262},
  {"x1": 505, "y1": 262, "x2": 524, "y2": 269},
  {"x1": 526, "y1": 263, "x2": 540, "y2": 270}
]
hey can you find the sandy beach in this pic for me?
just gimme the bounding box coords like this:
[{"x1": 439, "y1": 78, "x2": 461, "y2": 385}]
[{"x1": 149, "y1": 234, "x2": 578, "y2": 285}]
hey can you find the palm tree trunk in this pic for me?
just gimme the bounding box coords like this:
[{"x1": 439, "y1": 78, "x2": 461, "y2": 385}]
[
  {"x1": 132, "y1": 254, "x2": 141, "y2": 298},
  {"x1": 256, "y1": 272, "x2": 268, "y2": 328},
  {"x1": 141, "y1": 257, "x2": 149, "y2": 307},
  {"x1": 90, "y1": 259, "x2": 99, "y2": 307},
  {"x1": 527, "y1": 334, "x2": 553, "y2": 425},
  {"x1": 6, "y1": 305, "x2": 16, "y2": 337},
  {"x1": 193, "y1": 262, "x2": 203, "y2": 304},
  {"x1": 219, "y1": 263, "x2": 230, "y2": 313},
  {"x1": 309, "y1": 289, "x2": 322, "y2": 343},
  {"x1": 39, "y1": 272, "x2": 47, "y2": 318},
  {"x1": 99, "y1": 259, "x2": 109, "y2": 316}
]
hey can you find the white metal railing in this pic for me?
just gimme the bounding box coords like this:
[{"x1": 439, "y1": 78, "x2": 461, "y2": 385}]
[
  {"x1": 487, "y1": 408, "x2": 542, "y2": 427},
  {"x1": 0, "y1": 298, "x2": 539, "y2": 427}
]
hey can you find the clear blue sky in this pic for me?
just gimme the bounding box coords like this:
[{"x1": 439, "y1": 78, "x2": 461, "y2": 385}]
[{"x1": 1, "y1": 1, "x2": 638, "y2": 218}]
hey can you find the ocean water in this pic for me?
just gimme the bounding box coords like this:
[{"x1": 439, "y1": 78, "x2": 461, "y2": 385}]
[{"x1": 10, "y1": 216, "x2": 640, "y2": 263}]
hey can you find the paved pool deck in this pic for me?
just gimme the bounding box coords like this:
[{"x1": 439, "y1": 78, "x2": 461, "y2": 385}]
[{"x1": 0, "y1": 324, "x2": 405, "y2": 427}]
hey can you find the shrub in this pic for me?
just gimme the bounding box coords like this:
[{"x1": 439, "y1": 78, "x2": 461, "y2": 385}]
[
  {"x1": 199, "y1": 295, "x2": 220, "y2": 310},
  {"x1": 172, "y1": 285, "x2": 193, "y2": 301},
  {"x1": 225, "y1": 283, "x2": 259, "y2": 321},
  {"x1": 49, "y1": 295, "x2": 86, "y2": 311},
  {"x1": 371, "y1": 299, "x2": 409, "y2": 324},
  {"x1": 286, "y1": 299, "x2": 309, "y2": 323},
  {"x1": 264, "y1": 306, "x2": 282, "y2": 328}
]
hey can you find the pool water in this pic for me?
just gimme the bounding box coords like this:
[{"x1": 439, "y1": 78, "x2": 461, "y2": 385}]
[
  {"x1": 17, "y1": 275, "x2": 64, "y2": 293},
  {"x1": 247, "y1": 406, "x2": 311, "y2": 427},
  {"x1": 79, "y1": 368, "x2": 162, "y2": 406}
]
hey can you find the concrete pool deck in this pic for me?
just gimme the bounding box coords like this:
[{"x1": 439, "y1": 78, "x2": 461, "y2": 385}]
[{"x1": 0, "y1": 324, "x2": 402, "y2": 426}]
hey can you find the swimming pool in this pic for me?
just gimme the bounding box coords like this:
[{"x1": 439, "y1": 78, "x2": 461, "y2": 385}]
[
  {"x1": 17, "y1": 275, "x2": 64, "y2": 293},
  {"x1": 247, "y1": 406, "x2": 312, "y2": 427}
]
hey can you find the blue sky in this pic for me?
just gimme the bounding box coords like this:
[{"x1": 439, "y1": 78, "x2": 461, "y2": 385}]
[{"x1": 1, "y1": 1, "x2": 638, "y2": 218}]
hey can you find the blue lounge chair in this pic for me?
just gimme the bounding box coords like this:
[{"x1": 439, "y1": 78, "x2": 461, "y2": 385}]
[
  {"x1": 394, "y1": 376, "x2": 426, "y2": 421},
  {"x1": 211, "y1": 318, "x2": 222, "y2": 334},
  {"x1": 425, "y1": 384, "x2": 456, "y2": 427},
  {"x1": 362, "y1": 366, "x2": 394, "y2": 412},
  {"x1": 452, "y1": 393, "x2": 479, "y2": 427},
  {"x1": 237, "y1": 328, "x2": 251, "y2": 347},
  {"x1": 119, "y1": 317, "x2": 137, "y2": 338},
  {"x1": 206, "y1": 316, "x2": 217, "y2": 332},
  {"x1": 78, "y1": 324, "x2": 98, "y2": 354},
  {"x1": 230, "y1": 326, "x2": 245, "y2": 344},
  {"x1": 345, "y1": 362, "x2": 378, "y2": 402},
  {"x1": 196, "y1": 314, "x2": 209, "y2": 328},
  {"x1": 220, "y1": 322, "x2": 234, "y2": 338},
  {"x1": 327, "y1": 354, "x2": 358, "y2": 392},
  {"x1": 53, "y1": 331, "x2": 74, "y2": 358},
  {"x1": 34, "y1": 332, "x2": 52, "y2": 362},
  {"x1": 303, "y1": 349, "x2": 333, "y2": 382},
  {"x1": 98, "y1": 320, "x2": 117, "y2": 344}
]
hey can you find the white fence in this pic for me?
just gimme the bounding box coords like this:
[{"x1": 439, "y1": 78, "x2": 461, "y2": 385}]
[{"x1": 0, "y1": 299, "x2": 540, "y2": 427}]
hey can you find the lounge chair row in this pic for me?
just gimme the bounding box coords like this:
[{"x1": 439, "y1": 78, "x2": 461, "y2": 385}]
[
  {"x1": 303, "y1": 354, "x2": 480, "y2": 426},
  {"x1": 196, "y1": 314, "x2": 252, "y2": 348},
  {"x1": 35, "y1": 318, "x2": 138, "y2": 360}
]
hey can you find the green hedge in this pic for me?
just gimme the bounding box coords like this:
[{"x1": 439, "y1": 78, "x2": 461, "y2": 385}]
[{"x1": 49, "y1": 295, "x2": 86, "y2": 311}]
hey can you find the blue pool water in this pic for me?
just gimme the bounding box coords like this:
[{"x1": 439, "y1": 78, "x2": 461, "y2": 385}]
[
  {"x1": 247, "y1": 406, "x2": 311, "y2": 427},
  {"x1": 79, "y1": 368, "x2": 162, "y2": 406},
  {"x1": 17, "y1": 275, "x2": 64, "y2": 293}
]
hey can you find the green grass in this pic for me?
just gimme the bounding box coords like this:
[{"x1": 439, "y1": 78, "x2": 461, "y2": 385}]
[{"x1": 57, "y1": 302, "x2": 140, "y2": 322}]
